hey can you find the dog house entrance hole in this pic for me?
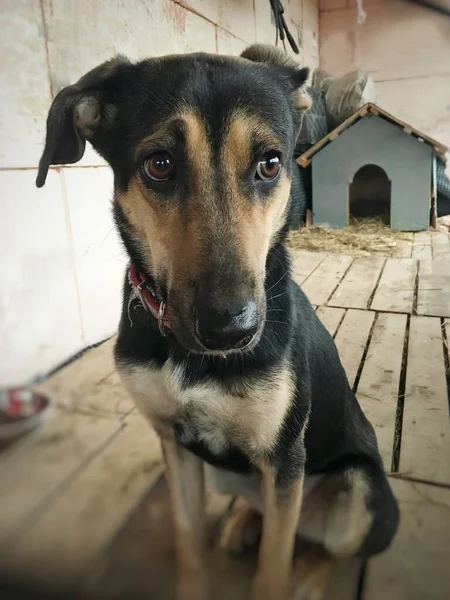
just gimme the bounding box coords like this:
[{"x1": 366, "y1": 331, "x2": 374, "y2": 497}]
[{"x1": 349, "y1": 164, "x2": 391, "y2": 225}]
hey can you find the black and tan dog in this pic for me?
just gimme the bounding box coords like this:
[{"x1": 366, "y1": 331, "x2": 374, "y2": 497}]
[{"x1": 36, "y1": 45, "x2": 399, "y2": 600}]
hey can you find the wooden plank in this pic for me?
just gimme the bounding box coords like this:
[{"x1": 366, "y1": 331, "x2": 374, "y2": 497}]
[
  {"x1": 334, "y1": 309, "x2": 375, "y2": 388},
  {"x1": 85, "y1": 477, "x2": 361, "y2": 600},
  {"x1": 42, "y1": 369, "x2": 134, "y2": 420},
  {"x1": 0, "y1": 409, "x2": 121, "y2": 546},
  {"x1": 412, "y1": 243, "x2": 432, "y2": 260},
  {"x1": 414, "y1": 231, "x2": 432, "y2": 246},
  {"x1": 317, "y1": 306, "x2": 345, "y2": 337},
  {"x1": 356, "y1": 313, "x2": 407, "y2": 470},
  {"x1": 394, "y1": 238, "x2": 413, "y2": 258},
  {"x1": 364, "y1": 479, "x2": 450, "y2": 600},
  {"x1": 42, "y1": 337, "x2": 116, "y2": 396},
  {"x1": 370, "y1": 258, "x2": 417, "y2": 314},
  {"x1": 445, "y1": 319, "x2": 450, "y2": 365},
  {"x1": 302, "y1": 254, "x2": 353, "y2": 306},
  {"x1": 328, "y1": 257, "x2": 385, "y2": 310},
  {"x1": 83, "y1": 477, "x2": 252, "y2": 600},
  {"x1": 36, "y1": 337, "x2": 134, "y2": 419},
  {"x1": 412, "y1": 231, "x2": 432, "y2": 259},
  {"x1": 431, "y1": 231, "x2": 450, "y2": 258},
  {"x1": 431, "y1": 155, "x2": 438, "y2": 230},
  {"x1": 417, "y1": 258, "x2": 450, "y2": 317},
  {"x1": 0, "y1": 415, "x2": 163, "y2": 590},
  {"x1": 290, "y1": 250, "x2": 327, "y2": 286},
  {"x1": 400, "y1": 316, "x2": 450, "y2": 485}
]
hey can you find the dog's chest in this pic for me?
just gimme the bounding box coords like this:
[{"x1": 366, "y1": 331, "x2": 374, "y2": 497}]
[{"x1": 119, "y1": 360, "x2": 293, "y2": 458}]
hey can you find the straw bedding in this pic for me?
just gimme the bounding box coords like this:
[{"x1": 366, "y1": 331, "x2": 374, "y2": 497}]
[{"x1": 287, "y1": 218, "x2": 414, "y2": 257}]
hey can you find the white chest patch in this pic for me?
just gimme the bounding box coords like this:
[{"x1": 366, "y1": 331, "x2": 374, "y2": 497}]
[{"x1": 118, "y1": 359, "x2": 294, "y2": 459}]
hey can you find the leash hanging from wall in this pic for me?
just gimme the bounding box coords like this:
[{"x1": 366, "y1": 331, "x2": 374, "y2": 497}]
[
  {"x1": 268, "y1": 0, "x2": 369, "y2": 54},
  {"x1": 269, "y1": 0, "x2": 300, "y2": 54}
]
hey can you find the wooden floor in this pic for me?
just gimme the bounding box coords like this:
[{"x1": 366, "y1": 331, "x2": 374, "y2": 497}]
[{"x1": 1, "y1": 231, "x2": 450, "y2": 599}]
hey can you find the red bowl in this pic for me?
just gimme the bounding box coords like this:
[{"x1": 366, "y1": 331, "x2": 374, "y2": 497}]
[{"x1": 0, "y1": 387, "x2": 54, "y2": 443}]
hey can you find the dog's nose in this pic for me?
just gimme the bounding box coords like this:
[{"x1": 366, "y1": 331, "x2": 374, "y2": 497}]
[{"x1": 194, "y1": 300, "x2": 259, "y2": 351}]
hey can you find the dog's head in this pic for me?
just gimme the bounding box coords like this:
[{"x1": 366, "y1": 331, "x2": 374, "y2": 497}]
[{"x1": 37, "y1": 45, "x2": 310, "y2": 355}]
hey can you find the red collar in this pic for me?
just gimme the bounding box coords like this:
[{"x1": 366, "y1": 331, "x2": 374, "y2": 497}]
[{"x1": 129, "y1": 264, "x2": 171, "y2": 336}]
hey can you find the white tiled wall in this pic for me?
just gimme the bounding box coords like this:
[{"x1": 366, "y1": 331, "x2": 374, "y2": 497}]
[
  {"x1": 0, "y1": 170, "x2": 84, "y2": 383},
  {"x1": 62, "y1": 167, "x2": 122, "y2": 347},
  {"x1": 0, "y1": 0, "x2": 52, "y2": 169},
  {"x1": 0, "y1": 0, "x2": 319, "y2": 385}
]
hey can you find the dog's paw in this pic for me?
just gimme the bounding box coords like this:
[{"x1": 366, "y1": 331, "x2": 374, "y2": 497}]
[{"x1": 218, "y1": 504, "x2": 262, "y2": 555}]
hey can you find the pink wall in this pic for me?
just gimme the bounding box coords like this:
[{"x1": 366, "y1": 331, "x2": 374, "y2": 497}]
[{"x1": 319, "y1": 0, "x2": 450, "y2": 153}]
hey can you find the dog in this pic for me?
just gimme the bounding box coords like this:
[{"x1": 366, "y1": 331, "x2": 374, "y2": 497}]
[{"x1": 36, "y1": 45, "x2": 399, "y2": 600}]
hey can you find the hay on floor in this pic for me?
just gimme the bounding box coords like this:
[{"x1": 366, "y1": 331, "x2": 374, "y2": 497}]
[{"x1": 287, "y1": 218, "x2": 414, "y2": 257}]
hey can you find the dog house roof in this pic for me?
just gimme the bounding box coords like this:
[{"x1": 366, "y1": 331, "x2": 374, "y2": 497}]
[{"x1": 297, "y1": 102, "x2": 448, "y2": 168}]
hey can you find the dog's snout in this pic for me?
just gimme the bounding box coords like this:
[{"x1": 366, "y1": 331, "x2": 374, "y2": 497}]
[{"x1": 194, "y1": 300, "x2": 259, "y2": 352}]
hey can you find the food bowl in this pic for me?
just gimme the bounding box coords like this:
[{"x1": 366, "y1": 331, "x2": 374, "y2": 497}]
[{"x1": 0, "y1": 387, "x2": 54, "y2": 445}]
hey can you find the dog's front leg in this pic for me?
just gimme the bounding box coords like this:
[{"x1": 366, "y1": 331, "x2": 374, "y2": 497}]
[
  {"x1": 161, "y1": 436, "x2": 208, "y2": 600},
  {"x1": 252, "y1": 457, "x2": 304, "y2": 600}
]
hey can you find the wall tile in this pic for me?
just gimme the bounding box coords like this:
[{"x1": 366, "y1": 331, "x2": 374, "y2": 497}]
[
  {"x1": 43, "y1": 0, "x2": 217, "y2": 86},
  {"x1": 62, "y1": 167, "x2": 125, "y2": 347},
  {"x1": 303, "y1": 0, "x2": 320, "y2": 68},
  {"x1": 377, "y1": 75, "x2": 450, "y2": 152},
  {"x1": 0, "y1": 170, "x2": 84, "y2": 386},
  {"x1": 319, "y1": 0, "x2": 346, "y2": 9},
  {"x1": 254, "y1": 1, "x2": 286, "y2": 50},
  {"x1": 0, "y1": 0, "x2": 52, "y2": 169},
  {"x1": 319, "y1": 8, "x2": 355, "y2": 73},
  {"x1": 345, "y1": 0, "x2": 392, "y2": 7},
  {"x1": 216, "y1": 29, "x2": 249, "y2": 56},
  {"x1": 254, "y1": 0, "x2": 319, "y2": 66},
  {"x1": 287, "y1": 0, "x2": 305, "y2": 23},
  {"x1": 42, "y1": 0, "x2": 217, "y2": 166},
  {"x1": 180, "y1": 0, "x2": 255, "y2": 42},
  {"x1": 320, "y1": 3, "x2": 450, "y2": 80},
  {"x1": 284, "y1": 0, "x2": 307, "y2": 64}
]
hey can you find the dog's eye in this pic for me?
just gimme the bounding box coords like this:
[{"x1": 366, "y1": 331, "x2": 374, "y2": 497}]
[
  {"x1": 143, "y1": 151, "x2": 175, "y2": 181},
  {"x1": 256, "y1": 153, "x2": 281, "y2": 181}
]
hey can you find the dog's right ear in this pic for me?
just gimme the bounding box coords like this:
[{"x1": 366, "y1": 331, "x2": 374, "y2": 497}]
[
  {"x1": 36, "y1": 55, "x2": 132, "y2": 188},
  {"x1": 240, "y1": 44, "x2": 311, "y2": 113},
  {"x1": 240, "y1": 44, "x2": 301, "y2": 70}
]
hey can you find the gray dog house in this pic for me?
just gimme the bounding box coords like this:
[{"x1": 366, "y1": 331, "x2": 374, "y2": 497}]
[{"x1": 297, "y1": 103, "x2": 448, "y2": 231}]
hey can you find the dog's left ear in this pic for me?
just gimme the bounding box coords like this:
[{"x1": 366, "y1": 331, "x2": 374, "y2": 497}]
[
  {"x1": 240, "y1": 44, "x2": 311, "y2": 112},
  {"x1": 36, "y1": 55, "x2": 133, "y2": 188}
]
